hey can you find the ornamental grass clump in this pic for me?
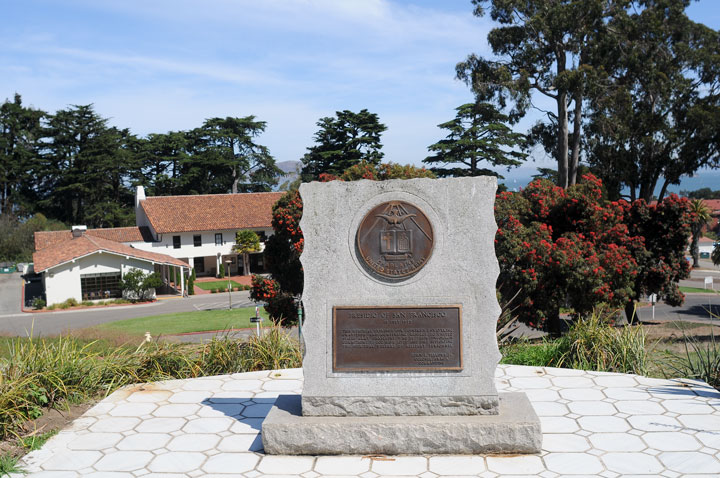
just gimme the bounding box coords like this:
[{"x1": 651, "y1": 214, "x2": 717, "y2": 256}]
[
  {"x1": 0, "y1": 329, "x2": 302, "y2": 440},
  {"x1": 556, "y1": 308, "x2": 647, "y2": 375},
  {"x1": 662, "y1": 314, "x2": 720, "y2": 389},
  {"x1": 239, "y1": 326, "x2": 302, "y2": 371}
]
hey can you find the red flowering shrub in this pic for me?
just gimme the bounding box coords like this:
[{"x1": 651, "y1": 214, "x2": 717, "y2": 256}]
[
  {"x1": 250, "y1": 275, "x2": 279, "y2": 302},
  {"x1": 623, "y1": 194, "x2": 693, "y2": 319},
  {"x1": 496, "y1": 174, "x2": 692, "y2": 331},
  {"x1": 254, "y1": 190, "x2": 304, "y2": 325}
]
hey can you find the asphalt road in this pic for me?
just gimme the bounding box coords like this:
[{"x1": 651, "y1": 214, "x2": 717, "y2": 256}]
[
  {"x1": 636, "y1": 293, "x2": 720, "y2": 324},
  {"x1": 0, "y1": 289, "x2": 257, "y2": 337},
  {"x1": 0, "y1": 273, "x2": 22, "y2": 315}
]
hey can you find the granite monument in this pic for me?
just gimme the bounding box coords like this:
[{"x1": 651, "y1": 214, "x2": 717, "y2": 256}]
[{"x1": 262, "y1": 177, "x2": 541, "y2": 455}]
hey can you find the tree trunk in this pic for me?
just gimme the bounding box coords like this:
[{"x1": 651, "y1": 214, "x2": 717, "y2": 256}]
[
  {"x1": 557, "y1": 92, "x2": 570, "y2": 189},
  {"x1": 691, "y1": 227, "x2": 700, "y2": 268},
  {"x1": 657, "y1": 178, "x2": 670, "y2": 203},
  {"x1": 569, "y1": 93, "x2": 582, "y2": 186},
  {"x1": 625, "y1": 300, "x2": 638, "y2": 325},
  {"x1": 243, "y1": 253, "x2": 251, "y2": 276},
  {"x1": 231, "y1": 166, "x2": 238, "y2": 194}
]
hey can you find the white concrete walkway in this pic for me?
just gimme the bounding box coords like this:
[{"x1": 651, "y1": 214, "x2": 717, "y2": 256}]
[{"x1": 19, "y1": 365, "x2": 720, "y2": 477}]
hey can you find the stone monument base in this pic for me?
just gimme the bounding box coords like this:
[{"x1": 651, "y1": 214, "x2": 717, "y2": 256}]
[
  {"x1": 301, "y1": 395, "x2": 499, "y2": 416},
  {"x1": 262, "y1": 393, "x2": 541, "y2": 455}
]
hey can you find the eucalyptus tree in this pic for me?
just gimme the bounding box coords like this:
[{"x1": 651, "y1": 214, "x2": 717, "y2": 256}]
[
  {"x1": 457, "y1": 0, "x2": 620, "y2": 188},
  {"x1": 584, "y1": 0, "x2": 720, "y2": 202}
]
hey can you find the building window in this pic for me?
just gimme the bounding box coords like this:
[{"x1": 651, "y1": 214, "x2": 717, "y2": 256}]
[
  {"x1": 81, "y1": 272, "x2": 121, "y2": 300},
  {"x1": 173, "y1": 236, "x2": 181, "y2": 249},
  {"x1": 193, "y1": 235, "x2": 201, "y2": 247},
  {"x1": 215, "y1": 233, "x2": 223, "y2": 245},
  {"x1": 193, "y1": 257, "x2": 205, "y2": 273}
]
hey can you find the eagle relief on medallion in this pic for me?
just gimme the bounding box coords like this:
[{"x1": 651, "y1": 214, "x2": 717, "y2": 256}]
[{"x1": 356, "y1": 201, "x2": 434, "y2": 280}]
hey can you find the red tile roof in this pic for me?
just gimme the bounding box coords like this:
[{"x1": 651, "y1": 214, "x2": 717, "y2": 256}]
[
  {"x1": 140, "y1": 192, "x2": 283, "y2": 234},
  {"x1": 35, "y1": 227, "x2": 152, "y2": 251},
  {"x1": 704, "y1": 199, "x2": 720, "y2": 213},
  {"x1": 33, "y1": 235, "x2": 188, "y2": 273}
]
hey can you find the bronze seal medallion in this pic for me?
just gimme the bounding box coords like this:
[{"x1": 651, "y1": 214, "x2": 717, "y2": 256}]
[{"x1": 356, "y1": 201, "x2": 434, "y2": 280}]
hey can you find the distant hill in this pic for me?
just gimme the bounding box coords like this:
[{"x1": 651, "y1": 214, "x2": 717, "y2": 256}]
[
  {"x1": 274, "y1": 160, "x2": 302, "y2": 190},
  {"x1": 276, "y1": 160, "x2": 301, "y2": 174}
]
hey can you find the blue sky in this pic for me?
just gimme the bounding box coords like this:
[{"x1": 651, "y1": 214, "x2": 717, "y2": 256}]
[{"x1": 2, "y1": 0, "x2": 720, "y2": 193}]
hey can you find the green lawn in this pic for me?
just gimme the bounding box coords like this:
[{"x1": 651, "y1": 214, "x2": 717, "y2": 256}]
[
  {"x1": 97, "y1": 307, "x2": 269, "y2": 336},
  {"x1": 679, "y1": 286, "x2": 719, "y2": 294},
  {"x1": 195, "y1": 280, "x2": 245, "y2": 291}
]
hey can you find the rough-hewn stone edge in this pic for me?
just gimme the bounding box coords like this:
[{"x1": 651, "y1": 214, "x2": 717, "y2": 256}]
[
  {"x1": 262, "y1": 393, "x2": 541, "y2": 455},
  {"x1": 301, "y1": 395, "x2": 499, "y2": 416}
]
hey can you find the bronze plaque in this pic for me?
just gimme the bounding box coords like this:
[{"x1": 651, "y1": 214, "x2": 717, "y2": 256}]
[
  {"x1": 333, "y1": 306, "x2": 462, "y2": 372},
  {"x1": 356, "y1": 201, "x2": 434, "y2": 280}
]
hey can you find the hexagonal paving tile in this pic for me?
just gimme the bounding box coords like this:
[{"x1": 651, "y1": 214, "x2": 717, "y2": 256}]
[
  {"x1": 601, "y1": 452, "x2": 663, "y2": 474},
  {"x1": 578, "y1": 416, "x2": 630, "y2": 432},
  {"x1": 370, "y1": 456, "x2": 427, "y2": 476},
  {"x1": 88, "y1": 417, "x2": 140, "y2": 433},
  {"x1": 94, "y1": 451, "x2": 154, "y2": 472},
  {"x1": 658, "y1": 451, "x2": 720, "y2": 474},
  {"x1": 136, "y1": 417, "x2": 186, "y2": 433},
  {"x1": 543, "y1": 453, "x2": 604, "y2": 475},
  {"x1": 486, "y1": 456, "x2": 543, "y2": 475},
  {"x1": 200, "y1": 453, "x2": 259, "y2": 474},
  {"x1": 116, "y1": 433, "x2": 171, "y2": 451},
  {"x1": 643, "y1": 432, "x2": 702, "y2": 451},
  {"x1": 229, "y1": 418, "x2": 264, "y2": 434},
  {"x1": 126, "y1": 390, "x2": 172, "y2": 403},
  {"x1": 589, "y1": 432, "x2": 646, "y2": 452},
  {"x1": 183, "y1": 417, "x2": 235, "y2": 434},
  {"x1": 197, "y1": 402, "x2": 244, "y2": 418},
  {"x1": 541, "y1": 433, "x2": 590, "y2": 452},
  {"x1": 153, "y1": 404, "x2": 201, "y2": 417},
  {"x1": 539, "y1": 416, "x2": 580, "y2": 433},
  {"x1": 148, "y1": 452, "x2": 206, "y2": 473},
  {"x1": 67, "y1": 433, "x2": 123, "y2": 451},
  {"x1": 614, "y1": 400, "x2": 666, "y2": 415},
  {"x1": 567, "y1": 400, "x2": 617, "y2": 416},
  {"x1": 217, "y1": 434, "x2": 262, "y2": 452},
  {"x1": 108, "y1": 403, "x2": 158, "y2": 417},
  {"x1": 241, "y1": 403, "x2": 274, "y2": 418},
  {"x1": 221, "y1": 379, "x2": 263, "y2": 391},
  {"x1": 39, "y1": 451, "x2": 103, "y2": 471},
  {"x1": 167, "y1": 391, "x2": 213, "y2": 404},
  {"x1": 181, "y1": 379, "x2": 224, "y2": 391},
  {"x1": 167, "y1": 433, "x2": 220, "y2": 452},
  {"x1": 315, "y1": 456, "x2": 372, "y2": 475},
  {"x1": 532, "y1": 402, "x2": 569, "y2": 417},
  {"x1": 261, "y1": 379, "x2": 303, "y2": 391}
]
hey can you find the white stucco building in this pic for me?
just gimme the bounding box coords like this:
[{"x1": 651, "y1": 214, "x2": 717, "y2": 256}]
[{"x1": 32, "y1": 187, "x2": 283, "y2": 305}]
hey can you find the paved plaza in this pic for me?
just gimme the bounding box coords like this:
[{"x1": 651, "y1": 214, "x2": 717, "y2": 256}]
[{"x1": 18, "y1": 365, "x2": 720, "y2": 477}]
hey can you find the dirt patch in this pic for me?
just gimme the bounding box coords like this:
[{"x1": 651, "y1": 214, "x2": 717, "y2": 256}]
[
  {"x1": 0, "y1": 401, "x2": 96, "y2": 460},
  {"x1": 643, "y1": 321, "x2": 720, "y2": 354}
]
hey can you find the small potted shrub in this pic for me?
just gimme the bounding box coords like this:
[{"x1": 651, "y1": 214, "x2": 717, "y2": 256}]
[{"x1": 32, "y1": 297, "x2": 45, "y2": 310}]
